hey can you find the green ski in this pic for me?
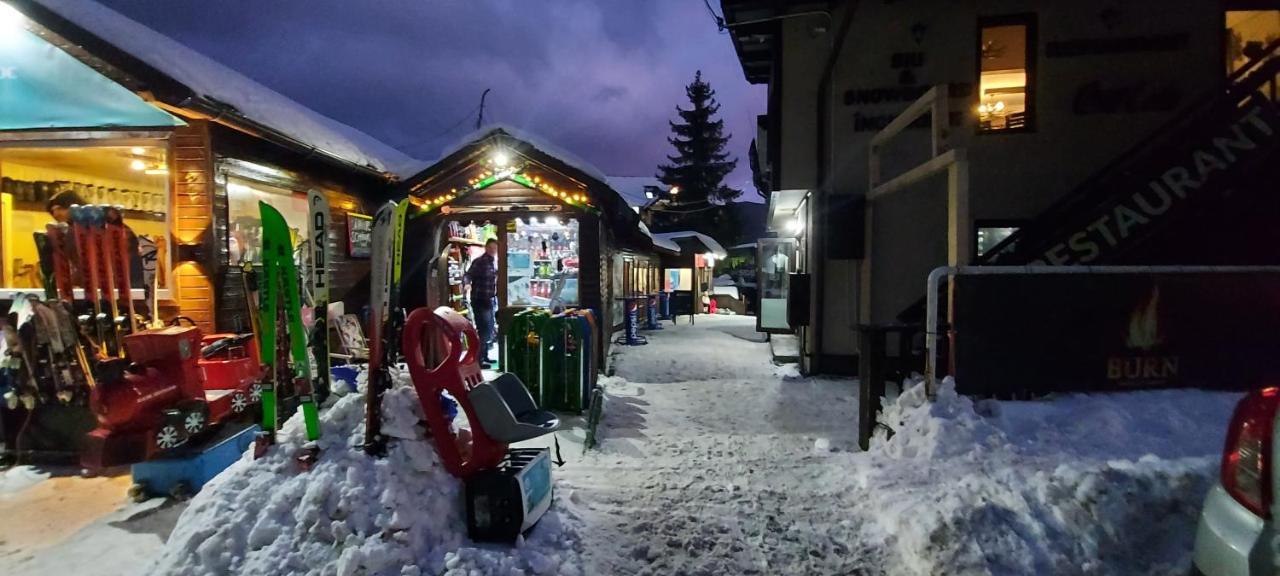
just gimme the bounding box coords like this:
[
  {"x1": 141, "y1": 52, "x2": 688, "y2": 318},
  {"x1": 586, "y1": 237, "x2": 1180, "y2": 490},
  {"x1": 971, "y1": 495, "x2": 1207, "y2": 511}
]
[{"x1": 254, "y1": 202, "x2": 320, "y2": 463}]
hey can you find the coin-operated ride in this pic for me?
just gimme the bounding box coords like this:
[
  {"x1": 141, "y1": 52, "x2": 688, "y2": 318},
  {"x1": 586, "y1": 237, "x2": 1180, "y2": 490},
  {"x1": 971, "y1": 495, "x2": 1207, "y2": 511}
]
[
  {"x1": 403, "y1": 306, "x2": 559, "y2": 543},
  {"x1": 81, "y1": 326, "x2": 261, "y2": 470}
]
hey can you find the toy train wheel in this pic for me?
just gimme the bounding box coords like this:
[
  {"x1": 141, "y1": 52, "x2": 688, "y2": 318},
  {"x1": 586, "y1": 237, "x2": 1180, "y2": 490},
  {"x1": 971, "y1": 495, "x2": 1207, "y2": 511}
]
[
  {"x1": 170, "y1": 482, "x2": 192, "y2": 501},
  {"x1": 128, "y1": 483, "x2": 148, "y2": 503},
  {"x1": 231, "y1": 390, "x2": 249, "y2": 414},
  {"x1": 155, "y1": 424, "x2": 182, "y2": 450},
  {"x1": 249, "y1": 384, "x2": 262, "y2": 404},
  {"x1": 183, "y1": 409, "x2": 207, "y2": 435}
]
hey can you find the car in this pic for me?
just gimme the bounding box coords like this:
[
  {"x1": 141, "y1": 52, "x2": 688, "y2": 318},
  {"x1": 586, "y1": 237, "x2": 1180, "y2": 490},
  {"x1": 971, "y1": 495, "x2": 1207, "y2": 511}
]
[{"x1": 1192, "y1": 387, "x2": 1279, "y2": 575}]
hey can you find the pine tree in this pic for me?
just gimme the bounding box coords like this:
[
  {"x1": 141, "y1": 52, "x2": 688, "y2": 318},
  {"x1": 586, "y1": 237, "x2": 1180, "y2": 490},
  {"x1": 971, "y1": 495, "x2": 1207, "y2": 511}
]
[{"x1": 657, "y1": 71, "x2": 740, "y2": 209}]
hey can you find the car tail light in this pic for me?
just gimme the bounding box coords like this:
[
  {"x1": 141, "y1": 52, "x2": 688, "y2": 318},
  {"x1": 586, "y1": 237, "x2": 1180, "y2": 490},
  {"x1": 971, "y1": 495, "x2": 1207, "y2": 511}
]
[{"x1": 1222, "y1": 387, "x2": 1280, "y2": 518}]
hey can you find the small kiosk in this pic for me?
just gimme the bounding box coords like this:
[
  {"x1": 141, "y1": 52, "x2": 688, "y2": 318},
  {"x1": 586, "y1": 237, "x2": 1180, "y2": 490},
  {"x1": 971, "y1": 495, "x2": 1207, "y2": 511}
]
[{"x1": 398, "y1": 127, "x2": 662, "y2": 372}]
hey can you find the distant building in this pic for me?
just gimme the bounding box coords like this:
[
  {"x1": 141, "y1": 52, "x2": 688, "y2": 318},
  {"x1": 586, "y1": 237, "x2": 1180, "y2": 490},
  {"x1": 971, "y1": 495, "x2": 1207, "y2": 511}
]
[{"x1": 722, "y1": 0, "x2": 1279, "y2": 374}]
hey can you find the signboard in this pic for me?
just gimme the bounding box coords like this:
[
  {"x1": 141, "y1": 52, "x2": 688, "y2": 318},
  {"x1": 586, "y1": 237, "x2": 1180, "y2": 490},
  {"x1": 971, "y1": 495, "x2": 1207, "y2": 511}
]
[
  {"x1": 987, "y1": 94, "x2": 1280, "y2": 265},
  {"x1": 952, "y1": 273, "x2": 1280, "y2": 397},
  {"x1": 346, "y1": 213, "x2": 372, "y2": 258}
]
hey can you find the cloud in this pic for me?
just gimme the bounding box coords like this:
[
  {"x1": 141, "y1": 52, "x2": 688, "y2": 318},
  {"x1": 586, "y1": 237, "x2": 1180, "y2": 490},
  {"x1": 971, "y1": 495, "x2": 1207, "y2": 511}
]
[{"x1": 98, "y1": 0, "x2": 766, "y2": 193}]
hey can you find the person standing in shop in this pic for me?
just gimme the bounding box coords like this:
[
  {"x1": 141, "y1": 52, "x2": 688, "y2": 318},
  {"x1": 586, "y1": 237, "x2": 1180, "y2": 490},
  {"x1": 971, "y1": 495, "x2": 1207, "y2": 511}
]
[{"x1": 466, "y1": 238, "x2": 500, "y2": 368}]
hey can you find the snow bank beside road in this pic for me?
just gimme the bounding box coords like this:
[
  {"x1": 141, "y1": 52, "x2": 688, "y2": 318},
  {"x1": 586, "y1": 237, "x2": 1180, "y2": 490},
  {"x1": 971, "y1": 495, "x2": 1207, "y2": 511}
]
[
  {"x1": 855, "y1": 378, "x2": 1241, "y2": 575},
  {"x1": 152, "y1": 370, "x2": 583, "y2": 576}
]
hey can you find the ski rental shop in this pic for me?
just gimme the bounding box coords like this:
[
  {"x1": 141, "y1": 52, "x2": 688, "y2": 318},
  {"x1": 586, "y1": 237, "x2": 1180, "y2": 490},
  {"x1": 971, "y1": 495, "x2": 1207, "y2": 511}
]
[
  {"x1": 0, "y1": 0, "x2": 415, "y2": 464},
  {"x1": 397, "y1": 127, "x2": 665, "y2": 372}
]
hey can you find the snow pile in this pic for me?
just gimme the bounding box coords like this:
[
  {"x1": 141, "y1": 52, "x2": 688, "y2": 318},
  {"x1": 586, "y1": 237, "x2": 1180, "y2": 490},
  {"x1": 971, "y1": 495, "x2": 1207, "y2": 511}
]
[
  {"x1": 854, "y1": 377, "x2": 1241, "y2": 575},
  {"x1": 0, "y1": 466, "x2": 50, "y2": 494},
  {"x1": 152, "y1": 369, "x2": 583, "y2": 576}
]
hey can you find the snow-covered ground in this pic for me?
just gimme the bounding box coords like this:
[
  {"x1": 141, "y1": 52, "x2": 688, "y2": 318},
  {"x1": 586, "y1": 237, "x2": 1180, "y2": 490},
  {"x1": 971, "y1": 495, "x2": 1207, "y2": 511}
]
[
  {"x1": 0, "y1": 314, "x2": 1244, "y2": 575},
  {"x1": 0, "y1": 470, "x2": 174, "y2": 576},
  {"x1": 562, "y1": 315, "x2": 1240, "y2": 575}
]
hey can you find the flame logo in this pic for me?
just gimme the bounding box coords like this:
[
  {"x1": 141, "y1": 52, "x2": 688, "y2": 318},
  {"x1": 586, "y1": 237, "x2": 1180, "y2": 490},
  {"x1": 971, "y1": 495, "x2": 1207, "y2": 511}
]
[{"x1": 1126, "y1": 286, "x2": 1163, "y2": 351}]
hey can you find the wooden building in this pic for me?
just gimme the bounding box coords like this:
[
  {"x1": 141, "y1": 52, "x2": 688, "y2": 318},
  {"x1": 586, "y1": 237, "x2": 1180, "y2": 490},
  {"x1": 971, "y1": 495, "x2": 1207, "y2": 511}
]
[
  {"x1": 397, "y1": 127, "x2": 664, "y2": 365},
  {"x1": 1, "y1": 0, "x2": 418, "y2": 332}
]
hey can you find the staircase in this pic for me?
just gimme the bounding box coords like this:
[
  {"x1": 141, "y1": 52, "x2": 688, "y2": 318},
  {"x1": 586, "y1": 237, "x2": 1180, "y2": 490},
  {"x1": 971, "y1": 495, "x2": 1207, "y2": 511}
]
[{"x1": 977, "y1": 41, "x2": 1280, "y2": 267}]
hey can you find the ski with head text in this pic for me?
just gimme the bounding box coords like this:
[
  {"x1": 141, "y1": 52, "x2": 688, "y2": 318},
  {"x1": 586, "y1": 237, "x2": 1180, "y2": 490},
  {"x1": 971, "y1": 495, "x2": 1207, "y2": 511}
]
[{"x1": 308, "y1": 190, "x2": 331, "y2": 411}]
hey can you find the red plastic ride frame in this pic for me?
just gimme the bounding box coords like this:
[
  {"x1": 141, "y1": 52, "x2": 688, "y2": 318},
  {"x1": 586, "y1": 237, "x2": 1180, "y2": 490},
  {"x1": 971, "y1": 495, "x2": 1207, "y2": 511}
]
[{"x1": 403, "y1": 306, "x2": 507, "y2": 478}]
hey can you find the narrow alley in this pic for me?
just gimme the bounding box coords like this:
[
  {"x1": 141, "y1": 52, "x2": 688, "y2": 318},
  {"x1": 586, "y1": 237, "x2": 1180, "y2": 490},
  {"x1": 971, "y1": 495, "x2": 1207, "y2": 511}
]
[{"x1": 560, "y1": 316, "x2": 881, "y2": 575}]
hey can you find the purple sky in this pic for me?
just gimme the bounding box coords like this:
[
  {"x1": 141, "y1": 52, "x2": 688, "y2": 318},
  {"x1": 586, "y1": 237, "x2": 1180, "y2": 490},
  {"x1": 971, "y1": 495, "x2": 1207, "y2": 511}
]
[{"x1": 98, "y1": 0, "x2": 766, "y2": 198}]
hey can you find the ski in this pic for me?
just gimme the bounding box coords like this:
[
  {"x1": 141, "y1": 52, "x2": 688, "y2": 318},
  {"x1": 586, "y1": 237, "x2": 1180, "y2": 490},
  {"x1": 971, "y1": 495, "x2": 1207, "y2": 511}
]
[
  {"x1": 68, "y1": 206, "x2": 108, "y2": 358},
  {"x1": 89, "y1": 205, "x2": 124, "y2": 357},
  {"x1": 254, "y1": 204, "x2": 282, "y2": 456},
  {"x1": 104, "y1": 206, "x2": 138, "y2": 334},
  {"x1": 45, "y1": 223, "x2": 74, "y2": 303},
  {"x1": 308, "y1": 190, "x2": 331, "y2": 410},
  {"x1": 363, "y1": 201, "x2": 398, "y2": 457},
  {"x1": 254, "y1": 202, "x2": 321, "y2": 462}
]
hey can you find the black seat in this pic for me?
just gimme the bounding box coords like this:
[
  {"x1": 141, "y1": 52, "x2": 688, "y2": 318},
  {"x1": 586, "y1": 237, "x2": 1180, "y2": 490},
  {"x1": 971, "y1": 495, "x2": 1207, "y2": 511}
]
[{"x1": 468, "y1": 372, "x2": 560, "y2": 443}]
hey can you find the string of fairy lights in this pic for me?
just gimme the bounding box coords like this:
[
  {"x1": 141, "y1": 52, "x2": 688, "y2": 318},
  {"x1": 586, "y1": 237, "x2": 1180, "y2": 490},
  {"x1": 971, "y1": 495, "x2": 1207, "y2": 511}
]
[{"x1": 414, "y1": 149, "x2": 596, "y2": 213}]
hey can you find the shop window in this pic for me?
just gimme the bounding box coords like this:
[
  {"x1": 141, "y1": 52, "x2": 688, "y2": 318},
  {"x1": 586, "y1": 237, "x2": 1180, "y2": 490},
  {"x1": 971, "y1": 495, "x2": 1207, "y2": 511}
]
[
  {"x1": 1227, "y1": 10, "x2": 1280, "y2": 75},
  {"x1": 507, "y1": 216, "x2": 579, "y2": 308},
  {"x1": 666, "y1": 268, "x2": 693, "y2": 292},
  {"x1": 978, "y1": 16, "x2": 1035, "y2": 132},
  {"x1": 975, "y1": 222, "x2": 1022, "y2": 258},
  {"x1": 757, "y1": 238, "x2": 795, "y2": 332},
  {"x1": 227, "y1": 176, "x2": 309, "y2": 264},
  {"x1": 0, "y1": 144, "x2": 170, "y2": 291}
]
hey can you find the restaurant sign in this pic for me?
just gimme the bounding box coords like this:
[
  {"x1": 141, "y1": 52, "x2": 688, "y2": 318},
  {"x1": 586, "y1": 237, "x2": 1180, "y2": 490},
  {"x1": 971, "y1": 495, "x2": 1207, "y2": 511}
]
[{"x1": 992, "y1": 95, "x2": 1279, "y2": 265}]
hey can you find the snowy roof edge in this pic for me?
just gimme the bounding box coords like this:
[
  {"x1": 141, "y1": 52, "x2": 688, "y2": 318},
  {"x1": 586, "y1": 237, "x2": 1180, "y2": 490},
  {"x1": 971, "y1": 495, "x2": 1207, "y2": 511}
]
[
  {"x1": 29, "y1": 0, "x2": 424, "y2": 179},
  {"x1": 652, "y1": 231, "x2": 728, "y2": 258}
]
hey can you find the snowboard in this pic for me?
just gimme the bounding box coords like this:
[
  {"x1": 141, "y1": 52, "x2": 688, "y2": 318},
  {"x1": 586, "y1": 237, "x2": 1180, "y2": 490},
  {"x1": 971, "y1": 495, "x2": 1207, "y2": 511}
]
[
  {"x1": 308, "y1": 191, "x2": 331, "y2": 407},
  {"x1": 255, "y1": 202, "x2": 321, "y2": 460}
]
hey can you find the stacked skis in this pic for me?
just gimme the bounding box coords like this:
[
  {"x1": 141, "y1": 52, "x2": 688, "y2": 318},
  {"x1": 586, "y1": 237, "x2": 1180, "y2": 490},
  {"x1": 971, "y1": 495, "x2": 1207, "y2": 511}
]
[
  {"x1": 252, "y1": 193, "x2": 334, "y2": 468},
  {"x1": 2, "y1": 204, "x2": 143, "y2": 411}
]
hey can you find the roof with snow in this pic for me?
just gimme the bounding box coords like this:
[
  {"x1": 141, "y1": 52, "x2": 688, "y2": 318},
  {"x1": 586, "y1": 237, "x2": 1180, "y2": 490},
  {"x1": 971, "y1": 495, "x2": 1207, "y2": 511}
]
[
  {"x1": 652, "y1": 235, "x2": 682, "y2": 253},
  {"x1": 607, "y1": 176, "x2": 665, "y2": 209},
  {"x1": 430, "y1": 124, "x2": 610, "y2": 184},
  {"x1": 23, "y1": 0, "x2": 422, "y2": 178},
  {"x1": 653, "y1": 231, "x2": 728, "y2": 258},
  {"x1": 400, "y1": 126, "x2": 663, "y2": 252}
]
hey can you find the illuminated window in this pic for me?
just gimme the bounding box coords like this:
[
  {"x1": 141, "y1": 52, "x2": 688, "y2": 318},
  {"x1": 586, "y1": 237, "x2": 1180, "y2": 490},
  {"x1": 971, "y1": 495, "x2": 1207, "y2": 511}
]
[
  {"x1": 975, "y1": 221, "x2": 1023, "y2": 258},
  {"x1": 1227, "y1": 10, "x2": 1279, "y2": 75},
  {"x1": 506, "y1": 217, "x2": 579, "y2": 307},
  {"x1": 978, "y1": 16, "x2": 1035, "y2": 132},
  {"x1": 226, "y1": 176, "x2": 309, "y2": 264},
  {"x1": 0, "y1": 144, "x2": 170, "y2": 291}
]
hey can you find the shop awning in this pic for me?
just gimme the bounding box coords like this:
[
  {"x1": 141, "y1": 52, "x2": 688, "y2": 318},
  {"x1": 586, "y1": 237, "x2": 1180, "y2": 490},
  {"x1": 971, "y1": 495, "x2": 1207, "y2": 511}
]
[{"x1": 0, "y1": 26, "x2": 183, "y2": 130}]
